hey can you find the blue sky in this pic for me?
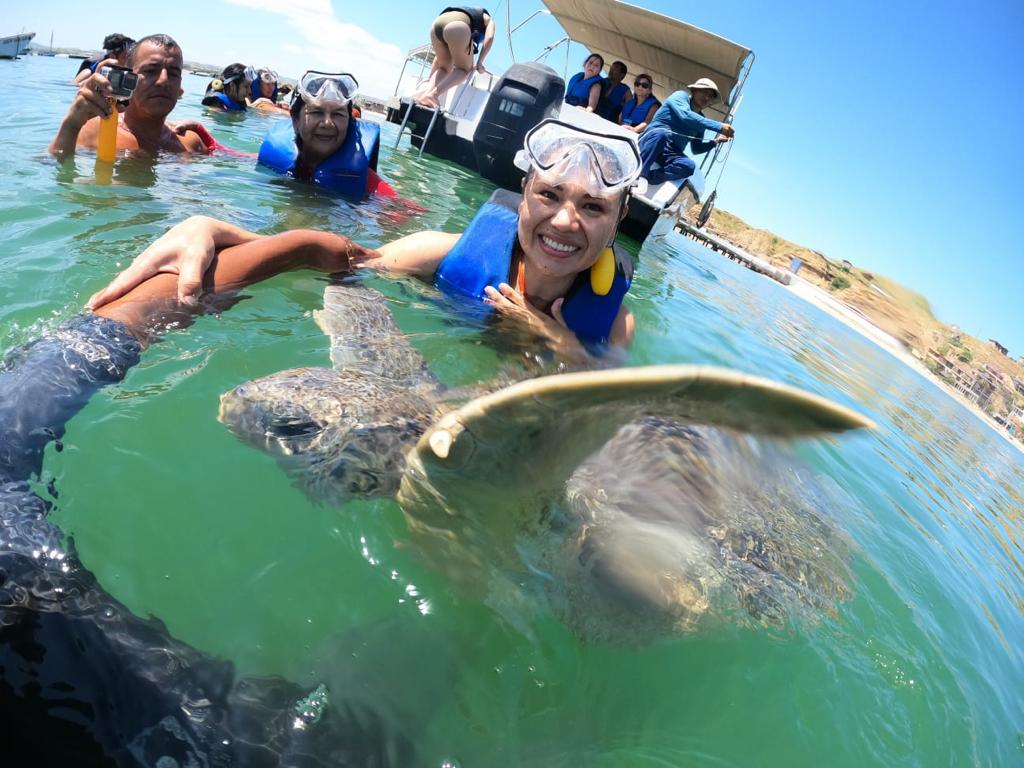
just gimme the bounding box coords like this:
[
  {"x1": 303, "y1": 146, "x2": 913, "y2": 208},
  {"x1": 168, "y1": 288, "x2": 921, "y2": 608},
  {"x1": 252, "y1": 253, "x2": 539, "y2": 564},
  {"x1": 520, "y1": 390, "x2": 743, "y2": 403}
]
[{"x1": 12, "y1": 0, "x2": 1024, "y2": 356}]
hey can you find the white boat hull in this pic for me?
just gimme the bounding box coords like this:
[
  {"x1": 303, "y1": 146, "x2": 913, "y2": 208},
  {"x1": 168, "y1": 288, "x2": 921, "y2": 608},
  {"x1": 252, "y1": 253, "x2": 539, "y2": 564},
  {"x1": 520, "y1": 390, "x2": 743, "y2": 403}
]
[{"x1": 0, "y1": 32, "x2": 35, "y2": 59}]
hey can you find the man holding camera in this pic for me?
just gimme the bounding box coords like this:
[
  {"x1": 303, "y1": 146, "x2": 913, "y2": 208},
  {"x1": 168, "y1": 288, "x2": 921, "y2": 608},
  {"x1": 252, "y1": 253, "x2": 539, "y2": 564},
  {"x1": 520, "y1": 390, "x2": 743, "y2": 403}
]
[{"x1": 49, "y1": 34, "x2": 208, "y2": 158}]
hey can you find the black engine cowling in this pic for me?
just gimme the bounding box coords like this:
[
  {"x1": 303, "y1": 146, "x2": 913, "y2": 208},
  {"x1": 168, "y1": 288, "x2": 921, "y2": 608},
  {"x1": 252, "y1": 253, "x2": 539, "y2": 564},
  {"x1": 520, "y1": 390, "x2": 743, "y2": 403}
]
[{"x1": 472, "y1": 63, "x2": 564, "y2": 190}]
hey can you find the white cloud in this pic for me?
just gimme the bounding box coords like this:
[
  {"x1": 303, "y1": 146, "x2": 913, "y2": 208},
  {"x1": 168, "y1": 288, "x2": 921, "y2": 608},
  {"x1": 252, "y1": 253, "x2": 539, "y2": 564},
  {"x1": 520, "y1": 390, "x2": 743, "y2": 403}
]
[{"x1": 223, "y1": 0, "x2": 405, "y2": 98}]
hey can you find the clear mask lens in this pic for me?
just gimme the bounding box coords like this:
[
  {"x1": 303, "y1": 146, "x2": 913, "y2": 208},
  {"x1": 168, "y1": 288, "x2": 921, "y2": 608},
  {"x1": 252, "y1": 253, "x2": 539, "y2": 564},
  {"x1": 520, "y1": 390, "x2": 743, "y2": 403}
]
[
  {"x1": 518, "y1": 119, "x2": 643, "y2": 195},
  {"x1": 298, "y1": 71, "x2": 358, "y2": 106}
]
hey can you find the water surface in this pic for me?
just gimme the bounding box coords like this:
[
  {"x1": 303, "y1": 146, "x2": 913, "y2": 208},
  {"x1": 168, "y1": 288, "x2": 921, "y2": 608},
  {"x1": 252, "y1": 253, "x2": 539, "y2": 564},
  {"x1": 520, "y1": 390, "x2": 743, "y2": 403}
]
[{"x1": 1, "y1": 56, "x2": 1021, "y2": 766}]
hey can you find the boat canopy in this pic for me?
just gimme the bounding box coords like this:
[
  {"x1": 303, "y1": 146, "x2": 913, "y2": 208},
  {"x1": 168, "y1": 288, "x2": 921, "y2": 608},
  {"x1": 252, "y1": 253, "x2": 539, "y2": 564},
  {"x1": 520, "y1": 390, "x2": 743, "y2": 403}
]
[{"x1": 541, "y1": 0, "x2": 752, "y2": 122}]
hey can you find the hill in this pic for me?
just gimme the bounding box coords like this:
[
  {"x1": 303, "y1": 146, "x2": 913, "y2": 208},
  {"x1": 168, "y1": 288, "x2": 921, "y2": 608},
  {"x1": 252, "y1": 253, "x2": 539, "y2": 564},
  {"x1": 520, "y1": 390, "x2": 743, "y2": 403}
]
[{"x1": 690, "y1": 206, "x2": 1024, "y2": 433}]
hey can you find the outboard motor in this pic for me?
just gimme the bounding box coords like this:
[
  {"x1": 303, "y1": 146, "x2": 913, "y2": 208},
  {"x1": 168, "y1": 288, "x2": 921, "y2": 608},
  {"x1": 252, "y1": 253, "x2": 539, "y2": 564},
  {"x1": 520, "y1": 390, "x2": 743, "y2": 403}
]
[{"x1": 472, "y1": 63, "x2": 564, "y2": 190}]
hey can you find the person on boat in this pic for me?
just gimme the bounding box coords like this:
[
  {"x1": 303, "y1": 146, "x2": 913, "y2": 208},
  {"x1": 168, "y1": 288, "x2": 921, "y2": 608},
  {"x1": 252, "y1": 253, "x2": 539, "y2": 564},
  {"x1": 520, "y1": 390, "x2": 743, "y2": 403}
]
[
  {"x1": 246, "y1": 66, "x2": 289, "y2": 113},
  {"x1": 618, "y1": 73, "x2": 660, "y2": 134},
  {"x1": 201, "y1": 63, "x2": 250, "y2": 112},
  {"x1": 637, "y1": 77, "x2": 734, "y2": 186},
  {"x1": 596, "y1": 61, "x2": 630, "y2": 122},
  {"x1": 49, "y1": 34, "x2": 209, "y2": 158},
  {"x1": 73, "y1": 33, "x2": 134, "y2": 84},
  {"x1": 415, "y1": 7, "x2": 496, "y2": 108},
  {"x1": 89, "y1": 119, "x2": 642, "y2": 356},
  {"x1": 564, "y1": 53, "x2": 605, "y2": 113},
  {"x1": 256, "y1": 71, "x2": 396, "y2": 199}
]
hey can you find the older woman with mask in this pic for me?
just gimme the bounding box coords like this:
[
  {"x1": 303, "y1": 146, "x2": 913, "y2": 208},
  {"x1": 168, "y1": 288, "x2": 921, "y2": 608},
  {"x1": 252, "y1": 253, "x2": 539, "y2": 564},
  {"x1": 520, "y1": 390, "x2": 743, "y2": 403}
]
[{"x1": 255, "y1": 71, "x2": 394, "y2": 198}]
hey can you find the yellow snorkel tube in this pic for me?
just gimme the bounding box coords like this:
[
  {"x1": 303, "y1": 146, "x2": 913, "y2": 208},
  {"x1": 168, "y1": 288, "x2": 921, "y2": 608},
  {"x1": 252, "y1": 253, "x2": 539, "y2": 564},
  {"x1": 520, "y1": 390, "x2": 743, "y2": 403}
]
[
  {"x1": 95, "y1": 65, "x2": 139, "y2": 175},
  {"x1": 97, "y1": 98, "x2": 118, "y2": 163}
]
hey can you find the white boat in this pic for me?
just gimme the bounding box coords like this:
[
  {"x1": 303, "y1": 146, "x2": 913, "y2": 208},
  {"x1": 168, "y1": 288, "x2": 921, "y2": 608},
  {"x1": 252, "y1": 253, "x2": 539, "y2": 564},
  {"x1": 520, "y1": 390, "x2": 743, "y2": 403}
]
[
  {"x1": 385, "y1": 0, "x2": 752, "y2": 241},
  {"x1": 0, "y1": 32, "x2": 35, "y2": 59}
]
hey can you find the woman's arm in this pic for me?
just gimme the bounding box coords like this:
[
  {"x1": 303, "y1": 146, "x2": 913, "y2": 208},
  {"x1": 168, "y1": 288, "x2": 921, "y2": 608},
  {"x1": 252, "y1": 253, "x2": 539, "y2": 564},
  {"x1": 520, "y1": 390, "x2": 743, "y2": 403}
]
[
  {"x1": 586, "y1": 82, "x2": 602, "y2": 112},
  {"x1": 476, "y1": 17, "x2": 496, "y2": 72},
  {"x1": 94, "y1": 229, "x2": 367, "y2": 336},
  {"x1": 609, "y1": 305, "x2": 635, "y2": 348},
  {"x1": 357, "y1": 230, "x2": 460, "y2": 279},
  {"x1": 88, "y1": 216, "x2": 267, "y2": 309}
]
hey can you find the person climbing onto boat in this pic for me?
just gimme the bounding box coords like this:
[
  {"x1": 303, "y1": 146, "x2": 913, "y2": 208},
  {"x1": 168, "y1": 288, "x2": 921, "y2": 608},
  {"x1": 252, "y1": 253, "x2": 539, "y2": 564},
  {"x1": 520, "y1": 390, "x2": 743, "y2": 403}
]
[
  {"x1": 72, "y1": 33, "x2": 134, "y2": 84},
  {"x1": 201, "y1": 63, "x2": 250, "y2": 112},
  {"x1": 564, "y1": 53, "x2": 605, "y2": 112},
  {"x1": 637, "y1": 77, "x2": 734, "y2": 185},
  {"x1": 596, "y1": 60, "x2": 630, "y2": 122},
  {"x1": 618, "y1": 73, "x2": 660, "y2": 133},
  {"x1": 89, "y1": 120, "x2": 645, "y2": 356},
  {"x1": 246, "y1": 66, "x2": 289, "y2": 112},
  {"x1": 256, "y1": 71, "x2": 396, "y2": 199},
  {"x1": 50, "y1": 34, "x2": 209, "y2": 158},
  {"x1": 415, "y1": 7, "x2": 496, "y2": 108}
]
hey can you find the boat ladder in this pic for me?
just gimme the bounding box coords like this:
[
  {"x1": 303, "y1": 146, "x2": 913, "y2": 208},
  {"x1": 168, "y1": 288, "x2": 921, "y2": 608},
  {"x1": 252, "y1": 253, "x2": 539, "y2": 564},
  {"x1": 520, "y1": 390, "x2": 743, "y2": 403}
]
[{"x1": 393, "y1": 99, "x2": 443, "y2": 157}]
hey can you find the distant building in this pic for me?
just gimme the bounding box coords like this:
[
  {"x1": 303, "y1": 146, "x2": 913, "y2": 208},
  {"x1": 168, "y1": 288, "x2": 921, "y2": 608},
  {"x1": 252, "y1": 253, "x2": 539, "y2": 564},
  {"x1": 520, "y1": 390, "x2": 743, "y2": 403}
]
[
  {"x1": 1014, "y1": 377, "x2": 1024, "y2": 396},
  {"x1": 990, "y1": 339, "x2": 1008, "y2": 355},
  {"x1": 1011, "y1": 403, "x2": 1024, "y2": 424}
]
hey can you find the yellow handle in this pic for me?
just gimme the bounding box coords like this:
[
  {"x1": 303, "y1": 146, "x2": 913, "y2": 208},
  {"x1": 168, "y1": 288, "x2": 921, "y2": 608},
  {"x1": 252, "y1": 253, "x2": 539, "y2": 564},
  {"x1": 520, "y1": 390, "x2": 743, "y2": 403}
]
[
  {"x1": 590, "y1": 247, "x2": 616, "y2": 296},
  {"x1": 97, "y1": 98, "x2": 118, "y2": 163}
]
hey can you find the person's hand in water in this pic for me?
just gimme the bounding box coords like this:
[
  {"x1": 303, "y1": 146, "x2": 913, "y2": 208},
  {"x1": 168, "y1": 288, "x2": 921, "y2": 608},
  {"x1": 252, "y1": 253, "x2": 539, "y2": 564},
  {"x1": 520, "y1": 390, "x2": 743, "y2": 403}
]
[{"x1": 87, "y1": 216, "x2": 251, "y2": 309}]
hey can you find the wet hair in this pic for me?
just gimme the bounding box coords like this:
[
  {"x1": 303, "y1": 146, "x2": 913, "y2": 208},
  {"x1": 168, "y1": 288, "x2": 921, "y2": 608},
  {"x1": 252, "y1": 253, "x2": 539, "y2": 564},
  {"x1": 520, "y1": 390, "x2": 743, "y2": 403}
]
[
  {"x1": 126, "y1": 34, "x2": 180, "y2": 67},
  {"x1": 289, "y1": 94, "x2": 354, "y2": 150},
  {"x1": 102, "y1": 33, "x2": 134, "y2": 54},
  {"x1": 219, "y1": 62, "x2": 247, "y2": 84},
  {"x1": 584, "y1": 53, "x2": 605, "y2": 70}
]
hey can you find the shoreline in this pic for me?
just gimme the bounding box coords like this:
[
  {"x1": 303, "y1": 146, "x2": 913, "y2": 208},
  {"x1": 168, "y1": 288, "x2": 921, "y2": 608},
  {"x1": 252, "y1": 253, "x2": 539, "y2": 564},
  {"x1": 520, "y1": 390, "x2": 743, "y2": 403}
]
[{"x1": 782, "y1": 274, "x2": 1024, "y2": 455}]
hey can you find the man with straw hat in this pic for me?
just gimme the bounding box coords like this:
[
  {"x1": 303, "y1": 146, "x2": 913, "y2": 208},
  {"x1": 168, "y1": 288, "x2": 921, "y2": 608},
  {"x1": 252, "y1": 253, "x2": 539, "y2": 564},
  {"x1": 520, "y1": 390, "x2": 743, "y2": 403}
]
[{"x1": 637, "y1": 77, "x2": 735, "y2": 185}]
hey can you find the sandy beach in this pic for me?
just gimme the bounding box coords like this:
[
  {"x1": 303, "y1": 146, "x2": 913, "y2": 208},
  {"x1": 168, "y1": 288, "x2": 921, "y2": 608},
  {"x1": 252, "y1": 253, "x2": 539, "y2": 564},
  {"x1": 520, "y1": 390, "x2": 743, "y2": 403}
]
[{"x1": 783, "y1": 273, "x2": 1024, "y2": 455}]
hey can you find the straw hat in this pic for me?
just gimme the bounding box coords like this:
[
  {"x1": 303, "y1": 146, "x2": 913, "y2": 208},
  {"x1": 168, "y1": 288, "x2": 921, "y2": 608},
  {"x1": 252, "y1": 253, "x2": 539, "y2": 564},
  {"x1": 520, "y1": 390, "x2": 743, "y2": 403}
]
[{"x1": 687, "y1": 77, "x2": 721, "y2": 100}]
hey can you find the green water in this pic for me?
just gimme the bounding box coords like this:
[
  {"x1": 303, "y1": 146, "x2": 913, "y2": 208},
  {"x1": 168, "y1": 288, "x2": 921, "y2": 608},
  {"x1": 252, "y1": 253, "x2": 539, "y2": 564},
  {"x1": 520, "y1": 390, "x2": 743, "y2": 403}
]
[{"x1": 2, "y1": 56, "x2": 1022, "y2": 766}]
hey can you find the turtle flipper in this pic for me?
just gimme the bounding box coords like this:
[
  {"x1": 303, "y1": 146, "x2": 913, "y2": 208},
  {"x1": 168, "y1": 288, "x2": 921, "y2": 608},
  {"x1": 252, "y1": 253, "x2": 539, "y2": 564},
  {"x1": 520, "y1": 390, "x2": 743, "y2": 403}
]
[{"x1": 400, "y1": 365, "x2": 872, "y2": 518}]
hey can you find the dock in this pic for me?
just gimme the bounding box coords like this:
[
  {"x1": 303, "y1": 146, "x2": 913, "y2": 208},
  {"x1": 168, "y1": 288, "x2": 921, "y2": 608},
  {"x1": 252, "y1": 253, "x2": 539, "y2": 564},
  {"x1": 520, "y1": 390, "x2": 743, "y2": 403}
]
[{"x1": 674, "y1": 220, "x2": 792, "y2": 286}]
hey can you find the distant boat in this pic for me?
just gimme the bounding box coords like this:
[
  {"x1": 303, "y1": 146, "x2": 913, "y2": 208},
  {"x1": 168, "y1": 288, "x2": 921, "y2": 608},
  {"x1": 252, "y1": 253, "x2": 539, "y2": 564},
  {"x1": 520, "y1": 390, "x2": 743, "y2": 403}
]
[
  {"x1": 38, "y1": 31, "x2": 56, "y2": 56},
  {"x1": 0, "y1": 32, "x2": 35, "y2": 59}
]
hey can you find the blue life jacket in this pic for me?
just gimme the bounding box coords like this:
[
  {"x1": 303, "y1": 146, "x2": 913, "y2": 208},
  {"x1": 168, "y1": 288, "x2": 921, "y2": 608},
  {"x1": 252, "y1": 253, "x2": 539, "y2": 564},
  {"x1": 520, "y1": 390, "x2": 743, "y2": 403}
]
[
  {"x1": 597, "y1": 81, "x2": 630, "y2": 121},
  {"x1": 257, "y1": 118, "x2": 381, "y2": 198},
  {"x1": 620, "y1": 96, "x2": 660, "y2": 126},
  {"x1": 202, "y1": 90, "x2": 246, "y2": 112},
  {"x1": 434, "y1": 189, "x2": 632, "y2": 348},
  {"x1": 250, "y1": 78, "x2": 278, "y2": 104},
  {"x1": 565, "y1": 72, "x2": 604, "y2": 107}
]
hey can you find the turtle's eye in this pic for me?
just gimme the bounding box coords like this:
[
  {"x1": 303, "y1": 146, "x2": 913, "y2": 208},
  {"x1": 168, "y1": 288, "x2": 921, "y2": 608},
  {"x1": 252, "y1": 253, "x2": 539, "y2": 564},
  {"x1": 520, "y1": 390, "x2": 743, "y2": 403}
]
[{"x1": 265, "y1": 414, "x2": 324, "y2": 439}]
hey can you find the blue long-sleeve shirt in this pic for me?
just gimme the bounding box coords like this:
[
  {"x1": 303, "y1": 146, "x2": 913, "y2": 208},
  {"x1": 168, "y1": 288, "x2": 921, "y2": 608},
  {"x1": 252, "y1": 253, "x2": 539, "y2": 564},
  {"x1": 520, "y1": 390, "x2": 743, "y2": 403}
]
[{"x1": 646, "y1": 90, "x2": 725, "y2": 155}]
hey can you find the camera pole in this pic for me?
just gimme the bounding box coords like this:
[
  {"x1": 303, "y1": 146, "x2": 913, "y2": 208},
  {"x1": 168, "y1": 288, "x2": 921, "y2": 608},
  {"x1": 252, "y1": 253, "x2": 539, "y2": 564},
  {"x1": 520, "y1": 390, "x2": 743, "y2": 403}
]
[{"x1": 97, "y1": 98, "x2": 118, "y2": 163}]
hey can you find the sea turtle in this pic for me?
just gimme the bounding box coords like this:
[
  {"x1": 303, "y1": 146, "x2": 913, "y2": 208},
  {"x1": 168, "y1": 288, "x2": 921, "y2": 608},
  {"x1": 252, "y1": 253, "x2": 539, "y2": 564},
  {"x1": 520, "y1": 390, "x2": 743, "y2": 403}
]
[{"x1": 219, "y1": 282, "x2": 872, "y2": 642}]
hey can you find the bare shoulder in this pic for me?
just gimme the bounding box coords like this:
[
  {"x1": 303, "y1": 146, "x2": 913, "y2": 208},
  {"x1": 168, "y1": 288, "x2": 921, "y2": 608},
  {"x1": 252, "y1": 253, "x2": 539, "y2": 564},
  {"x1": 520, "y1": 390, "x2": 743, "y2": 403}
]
[
  {"x1": 178, "y1": 130, "x2": 208, "y2": 153},
  {"x1": 365, "y1": 231, "x2": 461, "y2": 278}
]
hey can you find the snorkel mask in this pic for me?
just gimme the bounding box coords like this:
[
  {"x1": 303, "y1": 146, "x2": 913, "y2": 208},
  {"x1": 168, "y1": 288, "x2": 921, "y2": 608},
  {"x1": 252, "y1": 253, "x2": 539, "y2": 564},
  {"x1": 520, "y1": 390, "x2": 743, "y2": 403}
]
[
  {"x1": 296, "y1": 71, "x2": 359, "y2": 108},
  {"x1": 514, "y1": 119, "x2": 646, "y2": 198},
  {"x1": 245, "y1": 66, "x2": 279, "y2": 84}
]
